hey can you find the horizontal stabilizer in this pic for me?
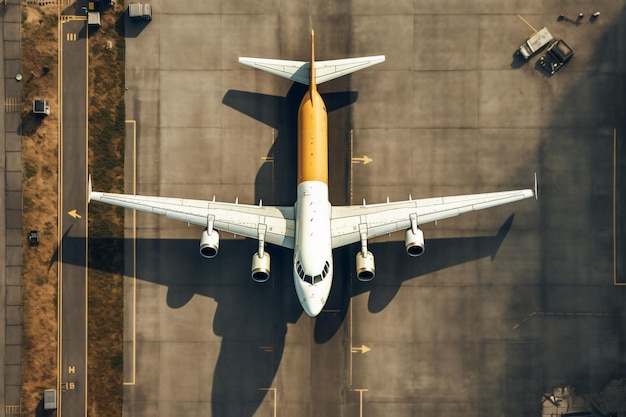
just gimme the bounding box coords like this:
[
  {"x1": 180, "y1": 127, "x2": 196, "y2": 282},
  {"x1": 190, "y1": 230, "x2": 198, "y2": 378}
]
[{"x1": 238, "y1": 56, "x2": 385, "y2": 85}]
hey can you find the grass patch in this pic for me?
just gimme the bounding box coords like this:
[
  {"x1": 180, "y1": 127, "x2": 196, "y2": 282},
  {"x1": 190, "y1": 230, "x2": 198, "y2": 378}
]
[
  {"x1": 87, "y1": 5, "x2": 126, "y2": 417},
  {"x1": 20, "y1": 5, "x2": 59, "y2": 415}
]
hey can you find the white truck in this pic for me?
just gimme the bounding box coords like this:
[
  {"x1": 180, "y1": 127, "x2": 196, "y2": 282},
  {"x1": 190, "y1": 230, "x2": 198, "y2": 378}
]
[
  {"x1": 128, "y1": 2, "x2": 152, "y2": 21},
  {"x1": 518, "y1": 27, "x2": 553, "y2": 59},
  {"x1": 43, "y1": 389, "x2": 57, "y2": 411}
]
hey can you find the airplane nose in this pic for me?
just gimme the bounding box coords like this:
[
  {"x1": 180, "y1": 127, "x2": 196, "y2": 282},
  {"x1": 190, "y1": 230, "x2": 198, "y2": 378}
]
[{"x1": 302, "y1": 296, "x2": 324, "y2": 317}]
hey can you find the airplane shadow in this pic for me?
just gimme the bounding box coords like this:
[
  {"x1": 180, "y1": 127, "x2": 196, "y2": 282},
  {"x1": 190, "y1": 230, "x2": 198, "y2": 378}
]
[
  {"x1": 57, "y1": 213, "x2": 515, "y2": 416},
  {"x1": 223, "y1": 83, "x2": 358, "y2": 205}
]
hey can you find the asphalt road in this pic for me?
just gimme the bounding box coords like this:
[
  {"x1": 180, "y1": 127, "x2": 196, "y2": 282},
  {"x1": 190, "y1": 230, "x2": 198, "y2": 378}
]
[
  {"x1": 114, "y1": 1, "x2": 626, "y2": 416},
  {"x1": 59, "y1": 16, "x2": 88, "y2": 417}
]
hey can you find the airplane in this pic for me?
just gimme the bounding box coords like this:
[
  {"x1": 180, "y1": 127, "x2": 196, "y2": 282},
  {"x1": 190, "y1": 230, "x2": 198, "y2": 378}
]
[{"x1": 89, "y1": 30, "x2": 536, "y2": 317}]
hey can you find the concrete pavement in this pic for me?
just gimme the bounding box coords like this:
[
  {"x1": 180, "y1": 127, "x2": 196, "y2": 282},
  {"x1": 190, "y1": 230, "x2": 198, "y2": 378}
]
[
  {"x1": 1, "y1": 0, "x2": 23, "y2": 415},
  {"x1": 117, "y1": 1, "x2": 626, "y2": 416}
]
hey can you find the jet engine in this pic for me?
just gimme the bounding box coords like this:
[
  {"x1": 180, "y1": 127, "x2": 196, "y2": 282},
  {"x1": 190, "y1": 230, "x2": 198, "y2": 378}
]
[
  {"x1": 199, "y1": 228, "x2": 220, "y2": 258},
  {"x1": 405, "y1": 227, "x2": 425, "y2": 257},
  {"x1": 356, "y1": 251, "x2": 375, "y2": 282},
  {"x1": 251, "y1": 252, "x2": 270, "y2": 283}
]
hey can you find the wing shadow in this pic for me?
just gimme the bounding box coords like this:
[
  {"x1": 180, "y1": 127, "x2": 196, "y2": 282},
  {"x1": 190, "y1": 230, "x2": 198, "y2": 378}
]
[
  {"x1": 313, "y1": 213, "x2": 516, "y2": 342},
  {"x1": 55, "y1": 213, "x2": 515, "y2": 417}
]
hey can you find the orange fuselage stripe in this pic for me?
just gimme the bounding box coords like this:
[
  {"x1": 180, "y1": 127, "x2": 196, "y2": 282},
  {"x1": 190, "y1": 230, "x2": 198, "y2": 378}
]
[{"x1": 297, "y1": 89, "x2": 328, "y2": 184}]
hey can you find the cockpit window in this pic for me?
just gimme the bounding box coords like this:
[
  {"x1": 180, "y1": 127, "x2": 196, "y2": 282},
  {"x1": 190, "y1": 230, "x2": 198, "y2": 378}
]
[{"x1": 297, "y1": 260, "x2": 331, "y2": 284}]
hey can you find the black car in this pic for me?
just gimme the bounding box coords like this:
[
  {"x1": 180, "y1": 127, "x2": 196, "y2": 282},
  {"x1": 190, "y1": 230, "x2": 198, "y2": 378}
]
[{"x1": 539, "y1": 40, "x2": 574, "y2": 75}]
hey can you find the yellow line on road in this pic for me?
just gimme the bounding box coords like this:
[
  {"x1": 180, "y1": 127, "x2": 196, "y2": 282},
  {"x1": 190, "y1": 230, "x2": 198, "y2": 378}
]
[
  {"x1": 123, "y1": 120, "x2": 138, "y2": 385},
  {"x1": 349, "y1": 292, "x2": 353, "y2": 386},
  {"x1": 513, "y1": 311, "x2": 623, "y2": 329},
  {"x1": 259, "y1": 387, "x2": 277, "y2": 417},
  {"x1": 84, "y1": 26, "x2": 90, "y2": 416},
  {"x1": 614, "y1": 128, "x2": 622, "y2": 286},
  {"x1": 57, "y1": 8, "x2": 64, "y2": 415},
  {"x1": 349, "y1": 129, "x2": 353, "y2": 205},
  {"x1": 60, "y1": 15, "x2": 87, "y2": 22},
  {"x1": 352, "y1": 389, "x2": 368, "y2": 417},
  {"x1": 516, "y1": 15, "x2": 538, "y2": 34}
]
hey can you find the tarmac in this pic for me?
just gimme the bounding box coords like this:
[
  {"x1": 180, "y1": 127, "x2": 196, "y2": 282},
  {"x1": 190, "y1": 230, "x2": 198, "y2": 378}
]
[
  {"x1": 1, "y1": 1, "x2": 23, "y2": 415},
  {"x1": 0, "y1": 1, "x2": 622, "y2": 416},
  {"x1": 24, "y1": 0, "x2": 624, "y2": 416}
]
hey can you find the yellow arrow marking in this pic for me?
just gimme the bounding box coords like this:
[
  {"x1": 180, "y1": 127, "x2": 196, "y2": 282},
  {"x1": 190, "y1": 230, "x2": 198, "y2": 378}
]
[
  {"x1": 351, "y1": 344, "x2": 371, "y2": 354},
  {"x1": 68, "y1": 209, "x2": 82, "y2": 219},
  {"x1": 351, "y1": 155, "x2": 373, "y2": 165}
]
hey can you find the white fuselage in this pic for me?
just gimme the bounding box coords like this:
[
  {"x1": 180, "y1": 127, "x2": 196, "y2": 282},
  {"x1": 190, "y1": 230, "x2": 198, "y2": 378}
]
[{"x1": 293, "y1": 181, "x2": 333, "y2": 316}]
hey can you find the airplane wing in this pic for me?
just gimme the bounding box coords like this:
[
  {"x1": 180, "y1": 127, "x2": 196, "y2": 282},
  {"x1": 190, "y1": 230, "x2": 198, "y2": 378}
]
[
  {"x1": 89, "y1": 182, "x2": 295, "y2": 249},
  {"x1": 330, "y1": 188, "x2": 535, "y2": 249},
  {"x1": 238, "y1": 56, "x2": 386, "y2": 86}
]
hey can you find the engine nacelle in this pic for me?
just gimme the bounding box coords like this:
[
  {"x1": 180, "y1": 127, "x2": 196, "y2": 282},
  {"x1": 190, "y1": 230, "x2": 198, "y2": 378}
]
[
  {"x1": 356, "y1": 251, "x2": 375, "y2": 282},
  {"x1": 405, "y1": 228, "x2": 425, "y2": 257},
  {"x1": 199, "y1": 229, "x2": 220, "y2": 258},
  {"x1": 251, "y1": 252, "x2": 270, "y2": 283}
]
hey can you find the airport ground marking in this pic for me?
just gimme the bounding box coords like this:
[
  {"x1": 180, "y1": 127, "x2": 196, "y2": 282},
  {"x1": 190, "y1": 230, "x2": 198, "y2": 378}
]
[
  {"x1": 516, "y1": 14, "x2": 538, "y2": 34},
  {"x1": 5, "y1": 405, "x2": 20, "y2": 414},
  {"x1": 352, "y1": 388, "x2": 368, "y2": 417},
  {"x1": 68, "y1": 209, "x2": 82, "y2": 219},
  {"x1": 349, "y1": 130, "x2": 354, "y2": 205},
  {"x1": 84, "y1": 25, "x2": 90, "y2": 416},
  {"x1": 351, "y1": 155, "x2": 373, "y2": 165},
  {"x1": 123, "y1": 120, "x2": 138, "y2": 385},
  {"x1": 60, "y1": 15, "x2": 87, "y2": 22},
  {"x1": 349, "y1": 293, "x2": 353, "y2": 385},
  {"x1": 57, "y1": 10, "x2": 64, "y2": 414},
  {"x1": 351, "y1": 345, "x2": 371, "y2": 354},
  {"x1": 513, "y1": 311, "x2": 623, "y2": 329},
  {"x1": 613, "y1": 128, "x2": 623, "y2": 286},
  {"x1": 259, "y1": 387, "x2": 277, "y2": 417}
]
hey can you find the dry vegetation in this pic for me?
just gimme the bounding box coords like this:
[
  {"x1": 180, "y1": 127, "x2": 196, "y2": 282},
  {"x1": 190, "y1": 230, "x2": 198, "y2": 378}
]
[
  {"x1": 21, "y1": 4, "x2": 125, "y2": 417},
  {"x1": 86, "y1": 4, "x2": 126, "y2": 417},
  {"x1": 21, "y1": 5, "x2": 59, "y2": 415}
]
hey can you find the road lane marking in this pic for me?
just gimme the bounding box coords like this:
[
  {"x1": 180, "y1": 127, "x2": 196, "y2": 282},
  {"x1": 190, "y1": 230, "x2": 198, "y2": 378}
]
[
  {"x1": 259, "y1": 388, "x2": 277, "y2": 417},
  {"x1": 352, "y1": 389, "x2": 368, "y2": 417},
  {"x1": 614, "y1": 128, "x2": 622, "y2": 286},
  {"x1": 123, "y1": 120, "x2": 138, "y2": 385},
  {"x1": 514, "y1": 311, "x2": 623, "y2": 329}
]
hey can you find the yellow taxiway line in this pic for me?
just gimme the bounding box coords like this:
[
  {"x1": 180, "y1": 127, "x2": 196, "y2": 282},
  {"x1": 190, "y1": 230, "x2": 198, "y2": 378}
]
[
  {"x1": 123, "y1": 120, "x2": 138, "y2": 385},
  {"x1": 614, "y1": 128, "x2": 622, "y2": 286}
]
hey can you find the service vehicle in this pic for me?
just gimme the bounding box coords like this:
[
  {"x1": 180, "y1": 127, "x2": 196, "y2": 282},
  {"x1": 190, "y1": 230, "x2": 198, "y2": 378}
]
[
  {"x1": 539, "y1": 40, "x2": 574, "y2": 75},
  {"x1": 128, "y1": 2, "x2": 151, "y2": 21},
  {"x1": 518, "y1": 27, "x2": 553, "y2": 59}
]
